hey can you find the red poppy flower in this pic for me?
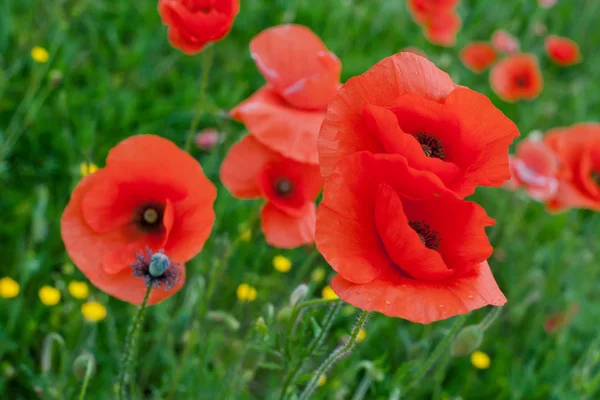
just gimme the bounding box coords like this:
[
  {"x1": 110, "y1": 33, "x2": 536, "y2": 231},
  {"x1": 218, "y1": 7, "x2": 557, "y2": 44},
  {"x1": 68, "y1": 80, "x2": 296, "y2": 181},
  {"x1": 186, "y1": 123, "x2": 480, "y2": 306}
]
[
  {"x1": 545, "y1": 35, "x2": 582, "y2": 66},
  {"x1": 490, "y1": 53, "x2": 543, "y2": 102},
  {"x1": 460, "y1": 42, "x2": 497, "y2": 73},
  {"x1": 491, "y1": 30, "x2": 520, "y2": 54},
  {"x1": 508, "y1": 134, "x2": 559, "y2": 201},
  {"x1": 220, "y1": 135, "x2": 322, "y2": 248},
  {"x1": 316, "y1": 152, "x2": 505, "y2": 323},
  {"x1": 231, "y1": 24, "x2": 341, "y2": 165},
  {"x1": 422, "y1": 9, "x2": 462, "y2": 47},
  {"x1": 543, "y1": 123, "x2": 600, "y2": 211},
  {"x1": 408, "y1": 0, "x2": 459, "y2": 23},
  {"x1": 158, "y1": 0, "x2": 240, "y2": 54},
  {"x1": 61, "y1": 135, "x2": 217, "y2": 305},
  {"x1": 319, "y1": 52, "x2": 519, "y2": 198}
]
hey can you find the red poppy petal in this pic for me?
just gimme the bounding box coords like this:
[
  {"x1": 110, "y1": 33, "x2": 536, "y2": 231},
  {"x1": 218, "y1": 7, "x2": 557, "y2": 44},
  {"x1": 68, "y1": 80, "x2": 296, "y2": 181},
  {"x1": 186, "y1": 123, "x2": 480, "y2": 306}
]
[
  {"x1": 261, "y1": 202, "x2": 316, "y2": 248},
  {"x1": 319, "y1": 52, "x2": 455, "y2": 178},
  {"x1": 374, "y1": 183, "x2": 454, "y2": 280},
  {"x1": 231, "y1": 87, "x2": 324, "y2": 164},
  {"x1": 250, "y1": 24, "x2": 341, "y2": 110},
  {"x1": 331, "y1": 261, "x2": 506, "y2": 324},
  {"x1": 220, "y1": 134, "x2": 279, "y2": 199}
]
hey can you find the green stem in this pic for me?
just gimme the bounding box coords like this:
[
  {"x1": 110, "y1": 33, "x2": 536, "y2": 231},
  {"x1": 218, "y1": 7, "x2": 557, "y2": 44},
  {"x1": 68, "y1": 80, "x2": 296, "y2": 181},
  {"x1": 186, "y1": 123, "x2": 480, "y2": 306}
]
[
  {"x1": 279, "y1": 301, "x2": 343, "y2": 400},
  {"x1": 289, "y1": 298, "x2": 341, "y2": 337},
  {"x1": 78, "y1": 355, "x2": 95, "y2": 400},
  {"x1": 478, "y1": 306, "x2": 502, "y2": 332},
  {"x1": 298, "y1": 310, "x2": 372, "y2": 400},
  {"x1": 183, "y1": 45, "x2": 214, "y2": 153},
  {"x1": 117, "y1": 285, "x2": 152, "y2": 400},
  {"x1": 403, "y1": 314, "x2": 468, "y2": 396}
]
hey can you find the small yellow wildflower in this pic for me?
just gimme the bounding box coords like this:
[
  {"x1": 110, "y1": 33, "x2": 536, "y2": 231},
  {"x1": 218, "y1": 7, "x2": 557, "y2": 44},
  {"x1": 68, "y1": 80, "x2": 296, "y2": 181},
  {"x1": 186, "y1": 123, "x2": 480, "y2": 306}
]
[
  {"x1": 68, "y1": 281, "x2": 89, "y2": 299},
  {"x1": 80, "y1": 162, "x2": 98, "y2": 177},
  {"x1": 81, "y1": 301, "x2": 107, "y2": 322},
  {"x1": 311, "y1": 267, "x2": 325, "y2": 283},
  {"x1": 317, "y1": 374, "x2": 327, "y2": 387},
  {"x1": 470, "y1": 351, "x2": 491, "y2": 369},
  {"x1": 39, "y1": 285, "x2": 61, "y2": 306},
  {"x1": 273, "y1": 255, "x2": 292, "y2": 273},
  {"x1": 0, "y1": 277, "x2": 20, "y2": 299},
  {"x1": 240, "y1": 229, "x2": 251, "y2": 242},
  {"x1": 321, "y1": 285, "x2": 338, "y2": 300},
  {"x1": 31, "y1": 46, "x2": 50, "y2": 63},
  {"x1": 356, "y1": 328, "x2": 367, "y2": 343},
  {"x1": 237, "y1": 283, "x2": 257, "y2": 302}
]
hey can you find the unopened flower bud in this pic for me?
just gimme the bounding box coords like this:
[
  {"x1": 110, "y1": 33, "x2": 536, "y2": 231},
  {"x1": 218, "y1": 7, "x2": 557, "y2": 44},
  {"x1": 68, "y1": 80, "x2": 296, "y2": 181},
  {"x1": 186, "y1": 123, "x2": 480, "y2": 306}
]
[
  {"x1": 451, "y1": 325, "x2": 484, "y2": 357},
  {"x1": 289, "y1": 284, "x2": 309, "y2": 306},
  {"x1": 72, "y1": 352, "x2": 96, "y2": 381},
  {"x1": 277, "y1": 306, "x2": 293, "y2": 323}
]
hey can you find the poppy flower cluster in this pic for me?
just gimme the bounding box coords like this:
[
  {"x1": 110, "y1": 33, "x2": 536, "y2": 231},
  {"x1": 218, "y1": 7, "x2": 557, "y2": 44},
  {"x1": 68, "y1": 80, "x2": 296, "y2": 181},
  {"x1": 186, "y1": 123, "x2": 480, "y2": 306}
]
[
  {"x1": 407, "y1": 0, "x2": 462, "y2": 47},
  {"x1": 221, "y1": 24, "x2": 340, "y2": 248},
  {"x1": 316, "y1": 52, "x2": 519, "y2": 324},
  {"x1": 507, "y1": 123, "x2": 600, "y2": 212},
  {"x1": 61, "y1": 135, "x2": 217, "y2": 305}
]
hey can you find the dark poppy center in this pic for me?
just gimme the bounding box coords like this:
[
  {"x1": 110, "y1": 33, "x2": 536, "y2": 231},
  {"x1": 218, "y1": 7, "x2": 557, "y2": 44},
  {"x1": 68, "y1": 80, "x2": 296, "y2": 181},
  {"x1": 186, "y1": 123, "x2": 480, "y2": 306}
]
[
  {"x1": 135, "y1": 202, "x2": 165, "y2": 233},
  {"x1": 515, "y1": 75, "x2": 529, "y2": 88},
  {"x1": 409, "y1": 220, "x2": 440, "y2": 250},
  {"x1": 416, "y1": 133, "x2": 445, "y2": 160},
  {"x1": 274, "y1": 177, "x2": 294, "y2": 197}
]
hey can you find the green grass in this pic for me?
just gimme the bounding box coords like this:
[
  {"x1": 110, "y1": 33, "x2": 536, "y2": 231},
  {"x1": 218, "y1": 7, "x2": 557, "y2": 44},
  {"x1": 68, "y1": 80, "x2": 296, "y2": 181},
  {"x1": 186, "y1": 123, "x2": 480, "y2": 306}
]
[{"x1": 1, "y1": 0, "x2": 600, "y2": 399}]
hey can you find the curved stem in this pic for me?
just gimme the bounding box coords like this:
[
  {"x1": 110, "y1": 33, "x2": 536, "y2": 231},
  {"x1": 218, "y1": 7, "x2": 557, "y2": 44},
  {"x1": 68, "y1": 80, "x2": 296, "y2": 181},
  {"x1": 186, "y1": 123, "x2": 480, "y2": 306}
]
[
  {"x1": 117, "y1": 285, "x2": 152, "y2": 400},
  {"x1": 298, "y1": 310, "x2": 372, "y2": 400},
  {"x1": 184, "y1": 45, "x2": 214, "y2": 153},
  {"x1": 403, "y1": 313, "x2": 468, "y2": 396},
  {"x1": 478, "y1": 306, "x2": 502, "y2": 332},
  {"x1": 78, "y1": 355, "x2": 95, "y2": 400}
]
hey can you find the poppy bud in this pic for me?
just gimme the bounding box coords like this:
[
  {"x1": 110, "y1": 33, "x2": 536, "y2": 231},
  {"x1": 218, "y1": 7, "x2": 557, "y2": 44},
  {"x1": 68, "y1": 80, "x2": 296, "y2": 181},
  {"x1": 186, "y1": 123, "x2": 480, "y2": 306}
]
[
  {"x1": 72, "y1": 352, "x2": 96, "y2": 381},
  {"x1": 255, "y1": 317, "x2": 269, "y2": 336},
  {"x1": 289, "y1": 284, "x2": 309, "y2": 306},
  {"x1": 149, "y1": 252, "x2": 170, "y2": 277},
  {"x1": 277, "y1": 306, "x2": 293, "y2": 323},
  {"x1": 451, "y1": 325, "x2": 483, "y2": 357}
]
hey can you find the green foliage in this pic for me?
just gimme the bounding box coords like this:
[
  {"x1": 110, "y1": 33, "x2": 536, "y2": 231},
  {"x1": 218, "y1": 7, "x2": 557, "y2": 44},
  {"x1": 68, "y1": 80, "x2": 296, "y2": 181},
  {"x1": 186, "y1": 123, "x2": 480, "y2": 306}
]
[{"x1": 1, "y1": 0, "x2": 600, "y2": 399}]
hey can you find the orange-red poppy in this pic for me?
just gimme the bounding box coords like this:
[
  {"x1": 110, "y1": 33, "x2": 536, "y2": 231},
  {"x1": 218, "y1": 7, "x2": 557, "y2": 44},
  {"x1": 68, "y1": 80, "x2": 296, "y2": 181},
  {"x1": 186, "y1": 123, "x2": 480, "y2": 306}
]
[
  {"x1": 460, "y1": 42, "x2": 497, "y2": 73},
  {"x1": 316, "y1": 152, "x2": 505, "y2": 324},
  {"x1": 489, "y1": 53, "x2": 543, "y2": 102},
  {"x1": 231, "y1": 24, "x2": 341, "y2": 165},
  {"x1": 545, "y1": 35, "x2": 582, "y2": 66},
  {"x1": 408, "y1": 0, "x2": 459, "y2": 23},
  {"x1": 507, "y1": 134, "x2": 559, "y2": 201},
  {"x1": 220, "y1": 135, "x2": 322, "y2": 248},
  {"x1": 61, "y1": 135, "x2": 217, "y2": 305},
  {"x1": 543, "y1": 123, "x2": 600, "y2": 211},
  {"x1": 319, "y1": 52, "x2": 519, "y2": 198},
  {"x1": 158, "y1": 0, "x2": 239, "y2": 54},
  {"x1": 491, "y1": 30, "x2": 519, "y2": 54},
  {"x1": 422, "y1": 9, "x2": 462, "y2": 47}
]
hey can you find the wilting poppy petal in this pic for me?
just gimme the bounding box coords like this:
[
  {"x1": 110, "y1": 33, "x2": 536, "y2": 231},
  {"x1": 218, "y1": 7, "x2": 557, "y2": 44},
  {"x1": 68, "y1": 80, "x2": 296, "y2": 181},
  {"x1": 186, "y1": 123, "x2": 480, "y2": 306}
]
[
  {"x1": 261, "y1": 202, "x2": 316, "y2": 248},
  {"x1": 491, "y1": 30, "x2": 520, "y2": 54},
  {"x1": 158, "y1": 0, "x2": 240, "y2": 54},
  {"x1": 250, "y1": 24, "x2": 341, "y2": 110},
  {"x1": 490, "y1": 53, "x2": 543, "y2": 102},
  {"x1": 61, "y1": 135, "x2": 216, "y2": 305},
  {"x1": 231, "y1": 87, "x2": 326, "y2": 165},
  {"x1": 545, "y1": 35, "x2": 582, "y2": 66},
  {"x1": 460, "y1": 42, "x2": 497, "y2": 73}
]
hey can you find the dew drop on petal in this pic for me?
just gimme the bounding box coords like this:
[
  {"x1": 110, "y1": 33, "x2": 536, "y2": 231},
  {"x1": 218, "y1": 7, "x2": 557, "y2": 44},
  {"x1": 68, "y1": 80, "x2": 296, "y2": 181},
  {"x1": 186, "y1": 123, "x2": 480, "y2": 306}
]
[
  {"x1": 467, "y1": 295, "x2": 474, "y2": 299},
  {"x1": 385, "y1": 300, "x2": 391, "y2": 305}
]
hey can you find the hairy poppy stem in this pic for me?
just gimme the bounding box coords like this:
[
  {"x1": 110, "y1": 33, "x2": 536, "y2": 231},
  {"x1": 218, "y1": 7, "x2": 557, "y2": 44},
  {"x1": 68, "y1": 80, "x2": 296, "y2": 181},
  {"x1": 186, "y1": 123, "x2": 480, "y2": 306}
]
[
  {"x1": 184, "y1": 45, "x2": 214, "y2": 153},
  {"x1": 298, "y1": 310, "x2": 372, "y2": 400},
  {"x1": 117, "y1": 285, "x2": 152, "y2": 400},
  {"x1": 402, "y1": 313, "x2": 468, "y2": 396}
]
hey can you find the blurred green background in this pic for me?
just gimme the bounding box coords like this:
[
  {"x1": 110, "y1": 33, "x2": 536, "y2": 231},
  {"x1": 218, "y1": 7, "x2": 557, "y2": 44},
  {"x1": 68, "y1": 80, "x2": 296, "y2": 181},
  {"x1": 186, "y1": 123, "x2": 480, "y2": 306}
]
[{"x1": 1, "y1": 0, "x2": 599, "y2": 399}]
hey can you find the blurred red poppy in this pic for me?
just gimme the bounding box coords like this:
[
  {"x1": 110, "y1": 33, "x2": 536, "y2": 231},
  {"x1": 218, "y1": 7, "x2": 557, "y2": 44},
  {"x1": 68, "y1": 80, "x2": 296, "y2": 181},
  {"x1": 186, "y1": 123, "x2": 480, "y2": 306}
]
[
  {"x1": 316, "y1": 152, "x2": 505, "y2": 324},
  {"x1": 538, "y1": 0, "x2": 557, "y2": 8},
  {"x1": 220, "y1": 135, "x2": 322, "y2": 248},
  {"x1": 231, "y1": 24, "x2": 341, "y2": 165},
  {"x1": 158, "y1": 0, "x2": 239, "y2": 54},
  {"x1": 545, "y1": 35, "x2": 582, "y2": 66},
  {"x1": 491, "y1": 30, "x2": 520, "y2": 54},
  {"x1": 544, "y1": 123, "x2": 600, "y2": 211},
  {"x1": 319, "y1": 52, "x2": 519, "y2": 198},
  {"x1": 544, "y1": 304, "x2": 579, "y2": 333},
  {"x1": 460, "y1": 42, "x2": 497, "y2": 73},
  {"x1": 490, "y1": 53, "x2": 543, "y2": 102},
  {"x1": 61, "y1": 135, "x2": 217, "y2": 305},
  {"x1": 422, "y1": 9, "x2": 462, "y2": 47},
  {"x1": 194, "y1": 128, "x2": 224, "y2": 151},
  {"x1": 408, "y1": 0, "x2": 459, "y2": 23},
  {"x1": 508, "y1": 134, "x2": 559, "y2": 201}
]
